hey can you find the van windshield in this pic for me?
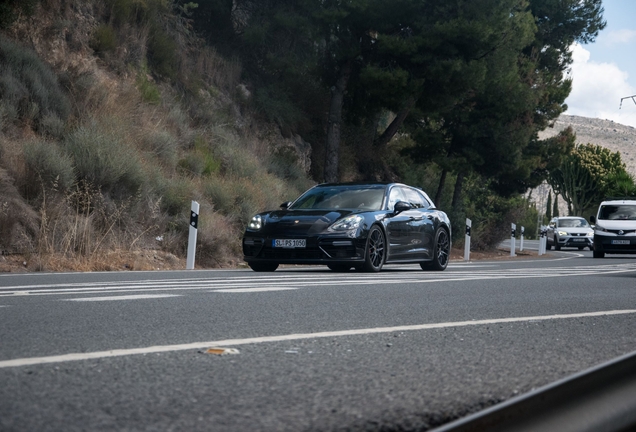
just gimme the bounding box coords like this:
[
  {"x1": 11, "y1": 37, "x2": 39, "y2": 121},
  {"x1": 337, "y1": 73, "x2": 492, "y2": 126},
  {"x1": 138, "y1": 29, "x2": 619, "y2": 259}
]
[{"x1": 598, "y1": 205, "x2": 636, "y2": 220}]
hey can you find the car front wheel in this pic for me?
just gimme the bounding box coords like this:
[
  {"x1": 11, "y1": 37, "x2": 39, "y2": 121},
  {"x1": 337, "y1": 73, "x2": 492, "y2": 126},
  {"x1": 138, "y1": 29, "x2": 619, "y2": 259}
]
[
  {"x1": 593, "y1": 249, "x2": 605, "y2": 258},
  {"x1": 554, "y1": 237, "x2": 561, "y2": 250},
  {"x1": 361, "y1": 225, "x2": 385, "y2": 272},
  {"x1": 421, "y1": 227, "x2": 450, "y2": 271},
  {"x1": 248, "y1": 262, "x2": 279, "y2": 272}
]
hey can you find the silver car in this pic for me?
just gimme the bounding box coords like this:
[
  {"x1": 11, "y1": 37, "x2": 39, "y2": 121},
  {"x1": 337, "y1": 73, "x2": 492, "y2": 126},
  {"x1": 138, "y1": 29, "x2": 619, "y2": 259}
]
[{"x1": 546, "y1": 216, "x2": 594, "y2": 250}]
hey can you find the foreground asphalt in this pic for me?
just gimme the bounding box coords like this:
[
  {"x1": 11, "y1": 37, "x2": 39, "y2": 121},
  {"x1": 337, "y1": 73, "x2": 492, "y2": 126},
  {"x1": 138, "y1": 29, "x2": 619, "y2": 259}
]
[{"x1": 1, "y1": 248, "x2": 635, "y2": 431}]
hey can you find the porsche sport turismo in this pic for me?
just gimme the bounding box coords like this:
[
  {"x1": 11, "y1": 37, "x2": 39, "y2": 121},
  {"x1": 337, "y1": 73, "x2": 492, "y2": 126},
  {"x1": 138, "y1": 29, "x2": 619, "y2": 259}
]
[{"x1": 242, "y1": 183, "x2": 451, "y2": 272}]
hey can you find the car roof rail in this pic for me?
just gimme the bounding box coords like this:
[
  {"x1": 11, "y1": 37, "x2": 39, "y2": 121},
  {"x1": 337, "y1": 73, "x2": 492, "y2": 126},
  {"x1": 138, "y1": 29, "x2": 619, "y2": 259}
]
[{"x1": 603, "y1": 196, "x2": 636, "y2": 201}]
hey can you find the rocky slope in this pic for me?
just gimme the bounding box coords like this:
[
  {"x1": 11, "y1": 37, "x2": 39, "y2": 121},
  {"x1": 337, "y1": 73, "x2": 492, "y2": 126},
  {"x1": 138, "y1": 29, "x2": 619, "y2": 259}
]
[{"x1": 539, "y1": 115, "x2": 636, "y2": 174}]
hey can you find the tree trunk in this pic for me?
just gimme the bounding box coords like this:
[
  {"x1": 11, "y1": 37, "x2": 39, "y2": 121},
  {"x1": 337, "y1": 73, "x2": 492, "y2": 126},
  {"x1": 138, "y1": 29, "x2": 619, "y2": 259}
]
[
  {"x1": 375, "y1": 95, "x2": 417, "y2": 148},
  {"x1": 452, "y1": 171, "x2": 464, "y2": 211},
  {"x1": 435, "y1": 169, "x2": 447, "y2": 206},
  {"x1": 324, "y1": 61, "x2": 352, "y2": 183}
]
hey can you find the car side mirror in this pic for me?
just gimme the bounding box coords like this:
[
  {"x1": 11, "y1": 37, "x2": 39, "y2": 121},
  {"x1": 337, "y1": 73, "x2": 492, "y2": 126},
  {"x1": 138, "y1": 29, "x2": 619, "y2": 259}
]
[
  {"x1": 394, "y1": 201, "x2": 412, "y2": 213},
  {"x1": 280, "y1": 201, "x2": 291, "y2": 209},
  {"x1": 590, "y1": 215, "x2": 596, "y2": 223}
]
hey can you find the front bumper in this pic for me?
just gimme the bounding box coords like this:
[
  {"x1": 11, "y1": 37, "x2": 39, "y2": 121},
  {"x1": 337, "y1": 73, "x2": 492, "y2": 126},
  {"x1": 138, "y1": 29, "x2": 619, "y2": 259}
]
[
  {"x1": 556, "y1": 235, "x2": 593, "y2": 248},
  {"x1": 594, "y1": 234, "x2": 636, "y2": 254},
  {"x1": 243, "y1": 235, "x2": 367, "y2": 264}
]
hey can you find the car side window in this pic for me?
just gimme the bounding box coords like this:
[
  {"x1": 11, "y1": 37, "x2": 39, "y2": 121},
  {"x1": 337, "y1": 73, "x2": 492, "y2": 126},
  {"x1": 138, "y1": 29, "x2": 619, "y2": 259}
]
[
  {"x1": 402, "y1": 187, "x2": 426, "y2": 209},
  {"x1": 387, "y1": 187, "x2": 406, "y2": 210}
]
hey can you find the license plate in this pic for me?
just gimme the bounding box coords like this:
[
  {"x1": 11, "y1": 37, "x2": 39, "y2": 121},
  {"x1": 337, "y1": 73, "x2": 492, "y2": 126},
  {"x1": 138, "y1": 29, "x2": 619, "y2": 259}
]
[
  {"x1": 611, "y1": 240, "x2": 630, "y2": 245},
  {"x1": 273, "y1": 239, "x2": 306, "y2": 248},
  {"x1": 572, "y1": 238, "x2": 584, "y2": 242}
]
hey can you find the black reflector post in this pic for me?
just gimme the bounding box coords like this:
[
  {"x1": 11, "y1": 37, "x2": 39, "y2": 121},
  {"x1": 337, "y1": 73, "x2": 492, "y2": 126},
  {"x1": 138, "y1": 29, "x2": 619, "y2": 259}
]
[{"x1": 187, "y1": 201, "x2": 199, "y2": 270}]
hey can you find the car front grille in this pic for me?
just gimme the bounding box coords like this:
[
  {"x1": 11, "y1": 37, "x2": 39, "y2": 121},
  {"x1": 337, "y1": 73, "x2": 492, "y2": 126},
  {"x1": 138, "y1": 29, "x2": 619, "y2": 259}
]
[{"x1": 261, "y1": 248, "x2": 325, "y2": 260}]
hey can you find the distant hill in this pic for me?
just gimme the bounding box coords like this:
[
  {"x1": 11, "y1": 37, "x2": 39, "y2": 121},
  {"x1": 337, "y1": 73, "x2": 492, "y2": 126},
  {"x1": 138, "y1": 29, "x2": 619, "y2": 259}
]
[{"x1": 539, "y1": 115, "x2": 636, "y2": 174}]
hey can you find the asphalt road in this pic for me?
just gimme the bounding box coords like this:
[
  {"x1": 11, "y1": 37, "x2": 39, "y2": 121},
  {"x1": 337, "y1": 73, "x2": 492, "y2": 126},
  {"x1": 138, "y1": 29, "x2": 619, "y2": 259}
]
[{"x1": 1, "y1": 249, "x2": 636, "y2": 431}]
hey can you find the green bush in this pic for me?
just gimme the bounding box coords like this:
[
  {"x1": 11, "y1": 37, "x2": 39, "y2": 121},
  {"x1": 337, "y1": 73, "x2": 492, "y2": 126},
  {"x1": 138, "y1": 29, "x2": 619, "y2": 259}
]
[
  {"x1": 144, "y1": 130, "x2": 178, "y2": 168},
  {"x1": 204, "y1": 176, "x2": 236, "y2": 214},
  {"x1": 136, "y1": 72, "x2": 161, "y2": 104},
  {"x1": 90, "y1": 24, "x2": 118, "y2": 56},
  {"x1": 0, "y1": 36, "x2": 70, "y2": 129},
  {"x1": 63, "y1": 121, "x2": 143, "y2": 194},
  {"x1": 23, "y1": 139, "x2": 75, "y2": 192},
  {"x1": 148, "y1": 25, "x2": 177, "y2": 78}
]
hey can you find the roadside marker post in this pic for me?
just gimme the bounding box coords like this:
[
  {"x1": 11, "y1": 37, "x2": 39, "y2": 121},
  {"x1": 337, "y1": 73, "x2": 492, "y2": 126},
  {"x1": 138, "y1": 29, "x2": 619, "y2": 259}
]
[
  {"x1": 186, "y1": 201, "x2": 199, "y2": 270},
  {"x1": 538, "y1": 226, "x2": 546, "y2": 255},
  {"x1": 464, "y1": 219, "x2": 472, "y2": 261},
  {"x1": 520, "y1": 226, "x2": 525, "y2": 252},
  {"x1": 510, "y1": 223, "x2": 517, "y2": 257}
]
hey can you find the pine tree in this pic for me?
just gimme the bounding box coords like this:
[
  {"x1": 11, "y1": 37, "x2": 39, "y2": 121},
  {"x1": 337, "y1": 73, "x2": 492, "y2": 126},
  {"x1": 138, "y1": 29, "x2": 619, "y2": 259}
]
[
  {"x1": 546, "y1": 191, "x2": 552, "y2": 221},
  {"x1": 553, "y1": 194, "x2": 560, "y2": 217}
]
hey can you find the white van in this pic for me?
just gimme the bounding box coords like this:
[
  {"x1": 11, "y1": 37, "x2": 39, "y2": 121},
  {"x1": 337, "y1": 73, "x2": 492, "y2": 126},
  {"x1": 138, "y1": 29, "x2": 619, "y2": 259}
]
[{"x1": 590, "y1": 199, "x2": 636, "y2": 258}]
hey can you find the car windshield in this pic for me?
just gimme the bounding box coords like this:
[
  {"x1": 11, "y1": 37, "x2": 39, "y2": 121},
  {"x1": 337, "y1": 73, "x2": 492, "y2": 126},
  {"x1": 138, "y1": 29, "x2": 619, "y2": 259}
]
[
  {"x1": 598, "y1": 205, "x2": 636, "y2": 220},
  {"x1": 290, "y1": 185, "x2": 386, "y2": 210},
  {"x1": 558, "y1": 218, "x2": 589, "y2": 228}
]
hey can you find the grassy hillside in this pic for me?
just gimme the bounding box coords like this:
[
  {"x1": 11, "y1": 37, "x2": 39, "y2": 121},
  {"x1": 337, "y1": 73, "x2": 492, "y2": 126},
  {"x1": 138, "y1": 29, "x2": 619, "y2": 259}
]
[{"x1": 0, "y1": 0, "x2": 313, "y2": 271}]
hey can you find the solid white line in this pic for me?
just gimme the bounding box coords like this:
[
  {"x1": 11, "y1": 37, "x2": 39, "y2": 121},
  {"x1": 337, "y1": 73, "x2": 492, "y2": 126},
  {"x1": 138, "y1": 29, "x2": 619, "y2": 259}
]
[
  {"x1": 63, "y1": 294, "x2": 182, "y2": 302},
  {"x1": 1, "y1": 309, "x2": 635, "y2": 369}
]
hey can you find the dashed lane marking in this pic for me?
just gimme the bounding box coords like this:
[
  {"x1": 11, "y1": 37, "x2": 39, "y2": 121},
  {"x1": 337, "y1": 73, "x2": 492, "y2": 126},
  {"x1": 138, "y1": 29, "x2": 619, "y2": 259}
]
[
  {"x1": 213, "y1": 287, "x2": 299, "y2": 293},
  {"x1": 63, "y1": 294, "x2": 182, "y2": 302},
  {"x1": 1, "y1": 309, "x2": 635, "y2": 369}
]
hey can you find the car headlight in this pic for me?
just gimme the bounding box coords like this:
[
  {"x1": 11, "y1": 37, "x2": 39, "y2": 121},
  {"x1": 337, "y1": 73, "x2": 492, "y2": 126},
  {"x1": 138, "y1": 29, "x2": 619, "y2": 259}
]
[
  {"x1": 328, "y1": 215, "x2": 363, "y2": 231},
  {"x1": 558, "y1": 231, "x2": 568, "y2": 236},
  {"x1": 247, "y1": 215, "x2": 263, "y2": 231},
  {"x1": 595, "y1": 225, "x2": 609, "y2": 233}
]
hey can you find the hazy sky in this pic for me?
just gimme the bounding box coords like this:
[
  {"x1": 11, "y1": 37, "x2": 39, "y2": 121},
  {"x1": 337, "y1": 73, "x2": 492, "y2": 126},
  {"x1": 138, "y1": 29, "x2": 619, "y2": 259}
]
[{"x1": 565, "y1": 0, "x2": 636, "y2": 127}]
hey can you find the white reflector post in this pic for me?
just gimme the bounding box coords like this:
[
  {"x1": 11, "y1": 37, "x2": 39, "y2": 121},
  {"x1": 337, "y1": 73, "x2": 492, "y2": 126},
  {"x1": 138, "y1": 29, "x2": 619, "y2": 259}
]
[
  {"x1": 464, "y1": 218, "x2": 472, "y2": 261},
  {"x1": 520, "y1": 226, "x2": 525, "y2": 251},
  {"x1": 186, "y1": 201, "x2": 199, "y2": 270},
  {"x1": 510, "y1": 223, "x2": 517, "y2": 257}
]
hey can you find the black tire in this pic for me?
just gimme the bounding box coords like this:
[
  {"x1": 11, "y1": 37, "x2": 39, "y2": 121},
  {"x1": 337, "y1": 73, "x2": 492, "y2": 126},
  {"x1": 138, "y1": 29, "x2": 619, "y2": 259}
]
[
  {"x1": 554, "y1": 237, "x2": 561, "y2": 250},
  {"x1": 593, "y1": 249, "x2": 605, "y2": 258},
  {"x1": 546, "y1": 240, "x2": 552, "y2": 250},
  {"x1": 327, "y1": 264, "x2": 352, "y2": 272},
  {"x1": 578, "y1": 246, "x2": 584, "y2": 250},
  {"x1": 248, "y1": 262, "x2": 279, "y2": 272},
  {"x1": 361, "y1": 225, "x2": 385, "y2": 272},
  {"x1": 421, "y1": 227, "x2": 450, "y2": 271}
]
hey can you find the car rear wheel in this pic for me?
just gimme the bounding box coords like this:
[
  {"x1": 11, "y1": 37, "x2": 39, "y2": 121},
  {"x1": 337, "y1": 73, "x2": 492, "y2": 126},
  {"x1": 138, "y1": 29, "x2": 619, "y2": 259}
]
[
  {"x1": 248, "y1": 262, "x2": 279, "y2": 272},
  {"x1": 328, "y1": 264, "x2": 352, "y2": 272},
  {"x1": 421, "y1": 228, "x2": 450, "y2": 271},
  {"x1": 361, "y1": 225, "x2": 385, "y2": 272}
]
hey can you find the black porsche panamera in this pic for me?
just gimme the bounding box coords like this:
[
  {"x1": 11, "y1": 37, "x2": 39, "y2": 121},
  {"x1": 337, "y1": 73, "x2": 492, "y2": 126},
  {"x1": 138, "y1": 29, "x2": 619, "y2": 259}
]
[{"x1": 242, "y1": 182, "x2": 451, "y2": 272}]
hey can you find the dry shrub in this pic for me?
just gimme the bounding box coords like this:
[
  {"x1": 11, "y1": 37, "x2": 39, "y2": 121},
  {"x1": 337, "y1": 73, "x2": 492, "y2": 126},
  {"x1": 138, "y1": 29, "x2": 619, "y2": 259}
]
[
  {"x1": 195, "y1": 207, "x2": 241, "y2": 267},
  {"x1": 0, "y1": 167, "x2": 39, "y2": 253}
]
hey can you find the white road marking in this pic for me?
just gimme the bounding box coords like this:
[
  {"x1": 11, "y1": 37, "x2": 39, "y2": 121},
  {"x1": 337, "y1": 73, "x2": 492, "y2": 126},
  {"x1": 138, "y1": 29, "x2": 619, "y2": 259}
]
[
  {"x1": 63, "y1": 294, "x2": 182, "y2": 302},
  {"x1": 214, "y1": 287, "x2": 298, "y2": 293},
  {"x1": 1, "y1": 309, "x2": 635, "y2": 369},
  {"x1": 1, "y1": 262, "x2": 636, "y2": 297}
]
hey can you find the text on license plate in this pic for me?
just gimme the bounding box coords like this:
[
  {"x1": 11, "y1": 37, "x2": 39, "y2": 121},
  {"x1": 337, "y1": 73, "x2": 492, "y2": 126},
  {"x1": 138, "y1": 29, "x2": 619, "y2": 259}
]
[
  {"x1": 273, "y1": 239, "x2": 306, "y2": 248},
  {"x1": 611, "y1": 240, "x2": 630, "y2": 245},
  {"x1": 572, "y1": 238, "x2": 584, "y2": 242}
]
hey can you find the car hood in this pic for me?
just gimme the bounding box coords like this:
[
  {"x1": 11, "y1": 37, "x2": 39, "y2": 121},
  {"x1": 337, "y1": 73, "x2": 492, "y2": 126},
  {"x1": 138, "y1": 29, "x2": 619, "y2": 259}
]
[
  {"x1": 261, "y1": 209, "x2": 360, "y2": 235},
  {"x1": 595, "y1": 220, "x2": 636, "y2": 231}
]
